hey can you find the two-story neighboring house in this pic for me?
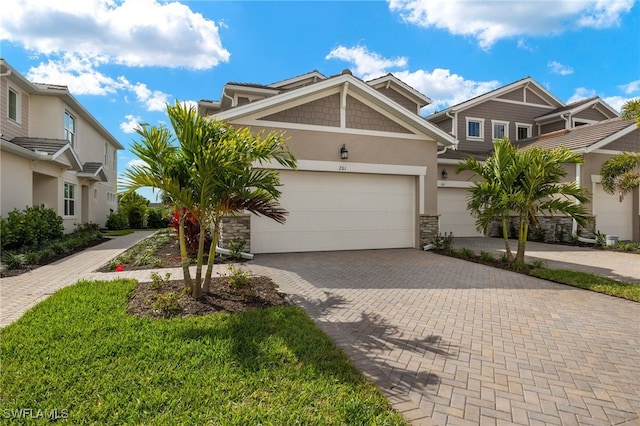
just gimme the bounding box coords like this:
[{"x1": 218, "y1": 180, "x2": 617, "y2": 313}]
[
  {"x1": 0, "y1": 58, "x2": 123, "y2": 232},
  {"x1": 199, "y1": 70, "x2": 455, "y2": 253},
  {"x1": 426, "y1": 77, "x2": 637, "y2": 240}
]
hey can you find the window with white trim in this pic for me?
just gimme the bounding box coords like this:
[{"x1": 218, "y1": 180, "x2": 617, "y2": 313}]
[
  {"x1": 64, "y1": 183, "x2": 76, "y2": 216},
  {"x1": 492, "y1": 120, "x2": 509, "y2": 140},
  {"x1": 466, "y1": 117, "x2": 484, "y2": 139},
  {"x1": 8, "y1": 86, "x2": 21, "y2": 123},
  {"x1": 104, "y1": 143, "x2": 108, "y2": 166},
  {"x1": 516, "y1": 123, "x2": 532, "y2": 140},
  {"x1": 113, "y1": 150, "x2": 117, "y2": 169},
  {"x1": 64, "y1": 111, "x2": 76, "y2": 147}
]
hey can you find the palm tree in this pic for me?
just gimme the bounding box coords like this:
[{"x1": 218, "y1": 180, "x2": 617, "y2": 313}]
[
  {"x1": 121, "y1": 102, "x2": 296, "y2": 298},
  {"x1": 457, "y1": 138, "x2": 590, "y2": 263},
  {"x1": 600, "y1": 99, "x2": 640, "y2": 201},
  {"x1": 456, "y1": 139, "x2": 523, "y2": 261},
  {"x1": 512, "y1": 146, "x2": 590, "y2": 261}
]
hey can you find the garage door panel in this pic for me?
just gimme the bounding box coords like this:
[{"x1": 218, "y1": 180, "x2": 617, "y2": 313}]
[
  {"x1": 438, "y1": 187, "x2": 483, "y2": 237},
  {"x1": 251, "y1": 171, "x2": 415, "y2": 253},
  {"x1": 593, "y1": 184, "x2": 632, "y2": 240}
]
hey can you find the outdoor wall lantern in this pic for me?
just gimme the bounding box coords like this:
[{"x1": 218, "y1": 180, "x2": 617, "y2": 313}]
[
  {"x1": 340, "y1": 144, "x2": 348, "y2": 160},
  {"x1": 441, "y1": 169, "x2": 448, "y2": 179}
]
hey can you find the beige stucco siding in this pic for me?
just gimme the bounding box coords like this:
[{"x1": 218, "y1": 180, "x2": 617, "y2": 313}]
[
  {"x1": 245, "y1": 125, "x2": 440, "y2": 218},
  {"x1": 1, "y1": 151, "x2": 33, "y2": 215}
]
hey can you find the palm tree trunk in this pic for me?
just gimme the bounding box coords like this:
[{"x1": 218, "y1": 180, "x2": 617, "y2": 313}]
[
  {"x1": 178, "y1": 215, "x2": 193, "y2": 292},
  {"x1": 193, "y1": 217, "x2": 206, "y2": 299},
  {"x1": 516, "y1": 214, "x2": 528, "y2": 262},
  {"x1": 501, "y1": 216, "x2": 514, "y2": 262},
  {"x1": 203, "y1": 217, "x2": 220, "y2": 293}
]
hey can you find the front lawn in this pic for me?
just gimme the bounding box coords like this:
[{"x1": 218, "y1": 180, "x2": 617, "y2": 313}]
[{"x1": 0, "y1": 279, "x2": 405, "y2": 425}]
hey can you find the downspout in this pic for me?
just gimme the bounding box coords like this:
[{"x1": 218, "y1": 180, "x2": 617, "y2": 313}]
[
  {"x1": 438, "y1": 110, "x2": 458, "y2": 154},
  {"x1": 222, "y1": 89, "x2": 235, "y2": 108},
  {"x1": 561, "y1": 112, "x2": 571, "y2": 129},
  {"x1": 573, "y1": 160, "x2": 597, "y2": 244}
]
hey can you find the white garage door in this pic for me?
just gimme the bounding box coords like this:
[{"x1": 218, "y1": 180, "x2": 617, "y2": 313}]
[
  {"x1": 251, "y1": 171, "x2": 415, "y2": 253},
  {"x1": 593, "y1": 183, "x2": 633, "y2": 240},
  {"x1": 437, "y1": 187, "x2": 483, "y2": 237}
]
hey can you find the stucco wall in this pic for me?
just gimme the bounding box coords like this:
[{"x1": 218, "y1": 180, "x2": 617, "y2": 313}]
[{"x1": 0, "y1": 151, "x2": 32, "y2": 215}]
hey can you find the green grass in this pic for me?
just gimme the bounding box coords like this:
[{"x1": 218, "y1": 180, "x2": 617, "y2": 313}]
[
  {"x1": 0, "y1": 279, "x2": 406, "y2": 425},
  {"x1": 103, "y1": 229, "x2": 135, "y2": 237},
  {"x1": 530, "y1": 268, "x2": 640, "y2": 302}
]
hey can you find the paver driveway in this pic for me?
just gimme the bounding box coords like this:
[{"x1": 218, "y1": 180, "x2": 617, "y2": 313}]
[{"x1": 248, "y1": 249, "x2": 640, "y2": 425}]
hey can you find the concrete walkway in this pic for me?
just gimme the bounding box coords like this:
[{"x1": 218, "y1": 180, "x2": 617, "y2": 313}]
[
  {"x1": 0, "y1": 230, "x2": 156, "y2": 327},
  {"x1": 1, "y1": 235, "x2": 639, "y2": 425},
  {"x1": 452, "y1": 237, "x2": 640, "y2": 284}
]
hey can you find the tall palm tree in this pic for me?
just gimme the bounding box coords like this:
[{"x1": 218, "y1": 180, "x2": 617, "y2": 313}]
[
  {"x1": 600, "y1": 100, "x2": 640, "y2": 201},
  {"x1": 457, "y1": 139, "x2": 523, "y2": 261},
  {"x1": 457, "y1": 138, "x2": 590, "y2": 263},
  {"x1": 512, "y1": 146, "x2": 590, "y2": 261},
  {"x1": 121, "y1": 102, "x2": 296, "y2": 298}
]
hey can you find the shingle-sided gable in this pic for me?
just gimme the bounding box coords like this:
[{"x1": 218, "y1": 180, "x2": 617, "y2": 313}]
[{"x1": 214, "y1": 71, "x2": 455, "y2": 146}]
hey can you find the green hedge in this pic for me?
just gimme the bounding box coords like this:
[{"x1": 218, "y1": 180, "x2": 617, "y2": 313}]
[{"x1": 0, "y1": 206, "x2": 64, "y2": 251}]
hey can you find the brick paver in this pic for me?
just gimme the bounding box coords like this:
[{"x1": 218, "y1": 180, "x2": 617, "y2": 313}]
[
  {"x1": 248, "y1": 247, "x2": 640, "y2": 425},
  {"x1": 2, "y1": 234, "x2": 640, "y2": 425}
]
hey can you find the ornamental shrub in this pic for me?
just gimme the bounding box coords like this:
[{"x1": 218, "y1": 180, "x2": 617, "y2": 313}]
[
  {"x1": 105, "y1": 211, "x2": 128, "y2": 230},
  {"x1": 0, "y1": 206, "x2": 63, "y2": 251}
]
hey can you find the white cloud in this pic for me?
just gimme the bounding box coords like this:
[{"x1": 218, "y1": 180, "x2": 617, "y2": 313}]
[
  {"x1": 387, "y1": 0, "x2": 635, "y2": 49},
  {"x1": 568, "y1": 87, "x2": 597, "y2": 103},
  {"x1": 548, "y1": 60, "x2": 574, "y2": 76},
  {"x1": 326, "y1": 46, "x2": 407, "y2": 80},
  {"x1": 619, "y1": 80, "x2": 640, "y2": 94},
  {"x1": 25, "y1": 53, "x2": 171, "y2": 112},
  {"x1": 602, "y1": 96, "x2": 627, "y2": 112},
  {"x1": 120, "y1": 115, "x2": 143, "y2": 134},
  {"x1": 127, "y1": 159, "x2": 147, "y2": 169},
  {"x1": 0, "y1": 0, "x2": 230, "y2": 70},
  {"x1": 326, "y1": 45, "x2": 499, "y2": 114}
]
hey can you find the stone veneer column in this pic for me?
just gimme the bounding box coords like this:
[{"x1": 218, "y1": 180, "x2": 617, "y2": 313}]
[
  {"x1": 219, "y1": 214, "x2": 251, "y2": 252},
  {"x1": 419, "y1": 215, "x2": 439, "y2": 247}
]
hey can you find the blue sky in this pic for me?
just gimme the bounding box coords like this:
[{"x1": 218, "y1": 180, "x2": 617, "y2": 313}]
[{"x1": 1, "y1": 0, "x2": 639, "y2": 201}]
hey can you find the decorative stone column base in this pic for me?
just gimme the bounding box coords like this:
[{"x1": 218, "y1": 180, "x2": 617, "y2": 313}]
[
  {"x1": 419, "y1": 215, "x2": 439, "y2": 247},
  {"x1": 219, "y1": 214, "x2": 251, "y2": 252}
]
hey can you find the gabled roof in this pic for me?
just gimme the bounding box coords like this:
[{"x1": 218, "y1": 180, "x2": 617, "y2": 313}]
[
  {"x1": 0, "y1": 58, "x2": 124, "y2": 150},
  {"x1": 268, "y1": 70, "x2": 326, "y2": 89},
  {"x1": 212, "y1": 70, "x2": 455, "y2": 147},
  {"x1": 366, "y1": 73, "x2": 431, "y2": 107},
  {"x1": 2, "y1": 137, "x2": 82, "y2": 170},
  {"x1": 517, "y1": 117, "x2": 637, "y2": 152},
  {"x1": 78, "y1": 162, "x2": 108, "y2": 181},
  {"x1": 535, "y1": 96, "x2": 619, "y2": 122},
  {"x1": 428, "y1": 76, "x2": 564, "y2": 121}
]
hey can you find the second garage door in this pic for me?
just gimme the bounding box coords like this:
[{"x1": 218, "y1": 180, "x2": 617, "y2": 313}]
[
  {"x1": 593, "y1": 183, "x2": 633, "y2": 240},
  {"x1": 437, "y1": 187, "x2": 483, "y2": 237},
  {"x1": 251, "y1": 170, "x2": 415, "y2": 253}
]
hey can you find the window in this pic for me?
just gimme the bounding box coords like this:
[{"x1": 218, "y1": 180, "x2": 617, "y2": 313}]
[
  {"x1": 466, "y1": 117, "x2": 484, "y2": 139},
  {"x1": 64, "y1": 111, "x2": 76, "y2": 147},
  {"x1": 8, "y1": 87, "x2": 20, "y2": 123},
  {"x1": 516, "y1": 123, "x2": 532, "y2": 140},
  {"x1": 64, "y1": 183, "x2": 76, "y2": 216},
  {"x1": 113, "y1": 150, "x2": 117, "y2": 170},
  {"x1": 104, "y1": 143, "x2": 108, "y2": 166},
  {"x1": 492, "y1": 120, "x2": 509, "y2": 140}
]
